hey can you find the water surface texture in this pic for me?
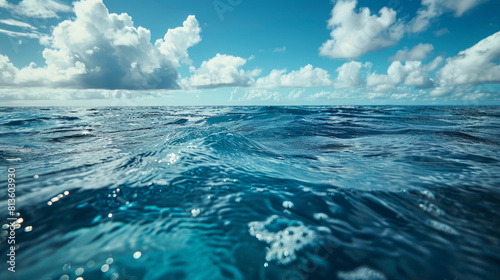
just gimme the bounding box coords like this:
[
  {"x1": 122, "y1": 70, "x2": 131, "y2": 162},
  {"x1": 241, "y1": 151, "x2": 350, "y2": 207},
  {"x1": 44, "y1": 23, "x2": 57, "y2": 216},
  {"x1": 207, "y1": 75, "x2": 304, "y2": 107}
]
[{"x1": 1, "y1": 106, "x2": 499, "y2": 280}]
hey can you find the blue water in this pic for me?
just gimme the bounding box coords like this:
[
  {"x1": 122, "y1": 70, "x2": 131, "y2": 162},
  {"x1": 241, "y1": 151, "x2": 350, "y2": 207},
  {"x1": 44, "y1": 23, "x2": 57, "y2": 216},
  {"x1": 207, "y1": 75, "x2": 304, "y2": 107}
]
[{"x1": 1, "y1": 106, "x2": 499, "y2": 280}]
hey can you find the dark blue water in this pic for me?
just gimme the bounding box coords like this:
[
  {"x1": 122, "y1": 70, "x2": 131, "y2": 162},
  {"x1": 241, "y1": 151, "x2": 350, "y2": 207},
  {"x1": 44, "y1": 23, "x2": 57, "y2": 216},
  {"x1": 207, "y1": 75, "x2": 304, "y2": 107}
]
[{"x1": 1, "y1": 106, "x2": 499, "y2": 280}]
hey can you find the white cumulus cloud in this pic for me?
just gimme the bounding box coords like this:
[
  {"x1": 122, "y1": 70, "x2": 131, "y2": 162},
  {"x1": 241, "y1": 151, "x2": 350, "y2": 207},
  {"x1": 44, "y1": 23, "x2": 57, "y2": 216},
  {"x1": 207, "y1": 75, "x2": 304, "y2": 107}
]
[
  {"x1": 185, "y1": 53, "x2": 260, "y2": 88},
  {"x1": 390, "y1": 43, "x2": 434, "y2": 61},
  {"x1": 319, "y1": 0, "x2": 404, "y2": 59},
  {"x1": 0, "y1": 54, "x2": 18, "y2": 85},
  {"x1": 0, "y1": 0, "x2": 201, "y2": 90},
  {"x1": 256, "y1": 64, "x2": 332, "y2": 88},
  {"x1": 367, "y1": 60, "x2": 441, "y2": 91},
  {"x1": 335, "y1": 61, "x2": 371, "y2": 88},
  {"x1": 410, "y1": 0, "x2": 488, "y2": 33},
  {"x1": 155, "y1": 15, "x2": 201, "y2": 67},
  {"x1": 437, "y1": 30, "x2": 500, "y2": 86}
]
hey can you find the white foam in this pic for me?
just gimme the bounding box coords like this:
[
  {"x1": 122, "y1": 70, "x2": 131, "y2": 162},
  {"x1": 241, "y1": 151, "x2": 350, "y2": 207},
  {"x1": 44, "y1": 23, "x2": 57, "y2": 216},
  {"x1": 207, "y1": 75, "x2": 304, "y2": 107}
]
[
  {"x1": 248, "y1": 215, "x2": 319, "y2": 265},
  {"x1": 282, "y1": 201, "x2": 294, "y2": 209},
  {"x1": 337, "y1": 266, "x2": 387, "y2": 280},
  {"x1": 426, "y1": 220, "x2": 459, "y2": 235}
]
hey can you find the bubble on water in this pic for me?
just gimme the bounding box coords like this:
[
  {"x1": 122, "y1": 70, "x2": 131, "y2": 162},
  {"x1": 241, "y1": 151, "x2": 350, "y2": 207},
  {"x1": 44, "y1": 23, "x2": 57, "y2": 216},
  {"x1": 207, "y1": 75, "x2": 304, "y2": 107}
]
[
  {"x1": 64, "y1": 191, "x2": 70, "y2": 196},
  {"x1": 75, "y1": 267, "x2": 84, "y2": 276},
  {"x1": 248, "y1": 215, "x2": 319, "y2": 265},
  {"x1": 282, "y1": 201, "x2": 294, "y2": 209},
  {"x1": 337, "y1": 266, "x2": 387, "y2": 280},
  {"x1": 25, "y1": 226, "x2": 33, "y2": 232},
  {"x1": 101, "y1": 264, "x2": 109, "y2": 272},
  {"x1": 419, "y1": 203, "x2": 444, "y2": 217},
  {"x1": 133, "y1": 251, "x2": 142, "y2": 259},
  {"x1": 313, "y1": 213, "x2": 329, "y2": 221},
  {"x1": 34, "y1": 175, "x2": 39, "y2": 179},
  {"x1": 59, "y1": 275, "x2": 69, "y2": 280},
  {"x1": 106, "y1": 257, "x2": 114, "y2": 265},
  {"x1": 191, "y1": 209, "x2": 201, "y2": 217},
  {"x1": 86, "y1": 260, "x2": 95, "y2": 268},
  {"x1": 420, "y1": 190, "x2": 435, "y2": 200}
]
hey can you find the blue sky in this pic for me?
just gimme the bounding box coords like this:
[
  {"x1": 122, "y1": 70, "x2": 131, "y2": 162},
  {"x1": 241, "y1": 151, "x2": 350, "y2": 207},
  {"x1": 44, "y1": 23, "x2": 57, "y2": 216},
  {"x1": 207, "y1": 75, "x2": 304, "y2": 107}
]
[{"x1": 0, "y1": 0, "x2": 499, "y2": 106}]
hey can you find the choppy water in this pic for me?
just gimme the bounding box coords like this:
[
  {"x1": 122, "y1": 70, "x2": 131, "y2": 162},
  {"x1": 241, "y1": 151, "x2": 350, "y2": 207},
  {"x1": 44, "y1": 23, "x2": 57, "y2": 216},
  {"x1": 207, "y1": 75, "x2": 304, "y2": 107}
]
[{"x1": 1, "y1": 106, "x2": 500, "y2": 280}]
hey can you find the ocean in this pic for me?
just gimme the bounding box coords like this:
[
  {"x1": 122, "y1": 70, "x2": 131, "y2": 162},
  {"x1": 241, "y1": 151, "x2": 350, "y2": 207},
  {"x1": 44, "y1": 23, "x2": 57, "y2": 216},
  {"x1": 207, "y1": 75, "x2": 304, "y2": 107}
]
[{"x1": 1, "y1": 106, "x2": 499, "y2": 280}]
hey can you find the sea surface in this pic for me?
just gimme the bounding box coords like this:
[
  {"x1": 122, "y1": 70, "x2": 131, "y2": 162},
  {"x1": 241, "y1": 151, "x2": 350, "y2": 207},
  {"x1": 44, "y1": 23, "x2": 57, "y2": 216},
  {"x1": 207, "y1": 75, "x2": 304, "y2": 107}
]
[{"x1": 0, "y1": 106, "x2": 499, "y2": 280}]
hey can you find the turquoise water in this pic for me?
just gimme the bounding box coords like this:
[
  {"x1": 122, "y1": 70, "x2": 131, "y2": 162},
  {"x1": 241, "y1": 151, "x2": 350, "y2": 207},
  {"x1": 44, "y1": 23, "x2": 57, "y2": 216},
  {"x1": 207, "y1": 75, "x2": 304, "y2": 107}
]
[{"x1": 1, "y1": 106, "x2": 499, "y2": 280}]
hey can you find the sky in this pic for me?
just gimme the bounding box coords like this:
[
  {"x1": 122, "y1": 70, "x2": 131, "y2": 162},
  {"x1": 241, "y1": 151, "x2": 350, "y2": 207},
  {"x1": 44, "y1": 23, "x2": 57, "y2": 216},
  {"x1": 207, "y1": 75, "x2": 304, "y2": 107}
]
[{"x1": 0, "y1": 0, "x2": 499, "y2": 106}]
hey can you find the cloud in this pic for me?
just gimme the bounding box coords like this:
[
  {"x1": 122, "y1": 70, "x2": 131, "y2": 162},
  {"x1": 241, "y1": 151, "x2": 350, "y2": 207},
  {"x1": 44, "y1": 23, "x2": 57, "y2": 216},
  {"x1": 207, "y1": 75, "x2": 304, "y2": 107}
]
[
  {"x1": 434, "y1": 28, "x2": 449, "y2": 37},
  {"x1": 335, "y1": 61, "x2": 371, "y2": 88},
  {"x1": 184, "y1": 53, "x2": 259, "y2": 88},
  {"x1": 155, "y1": 15, "x2": 201, "y2": 67},
  {"x1": 308, "y1": 91, "x2": 333, "y2": 100},
  {"x1": 307, "y1": 89, "x2": 355, "y2": 100},
  {"x1": 437, "y1": 30, "x2": 500, "y2": 86},
  {"x1": 429, "y1": 86, "x2": 454, "y2": 97},
  {"x1": 0, "y1": 54, "x2": 18, "y2": 85},
  {"x1": 0, "y1": 19, "x2": 36, "y2": 30},
  {"x1": 242, "y1": 89, "x2": 281, "y2": 101},
  {"x1": 0, "y1": 0, "x2": 9, "y2": 8},
  {"x1": 319, "y1": 0, "x2": 404, "y2": 59},
  {"x1": 0, "y1": 87, "x2": 169, "y2": 101},
  {"x1": 18, "y1": 0, "x2": 71, "y2": 18},
  {"x1": 273, "y1": 46, "x2": 286, "y2": 53},
  {"x1": 0, "y1": 0, "x2": 72, "y2": 19},
  {"x1": 256, "y1": 64, "x2": 332, "y2": 88},
  {"x1": 287, "y1": 89, "x2": 304, "y2": 100},
  {"x1": 0, "y1": 0, "x2": 201, "y2": 90},
  {"x1": 390, "y1": 43, "x2": 434, "y2": 61},
  {"x1": 424, "y1": 56, "x2": 444, "y2": 71},
  {"x1": 367, "y1": 60, "x2": 441, "y2": 90},
  {"x1": 410, "y1": 0, "x2": 488, "y2": 33},
  {"x1": 0, "y1": 28, "x2": 39, "y2": 38}
]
